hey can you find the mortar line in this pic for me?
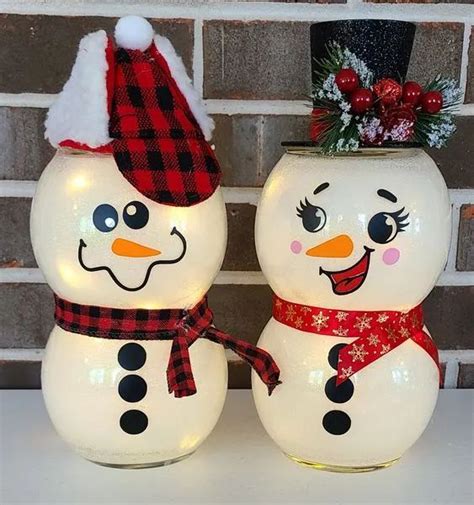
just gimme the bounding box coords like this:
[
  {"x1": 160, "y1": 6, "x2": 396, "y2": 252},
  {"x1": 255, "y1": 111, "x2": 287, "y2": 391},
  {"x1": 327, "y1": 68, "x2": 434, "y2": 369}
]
[
  {"x1": 460, "y1": 23, "x2": 472, "y2": 102},
  {"x1": 446, "y1": 201, "x2": 461, "y2": 272},
  {"x1": 0, "y1": 2, "x2": 472, "y2": 22},
  {"x1": 192, "y1": 17, "x2": 204, "y2": 97},
  {"x1": 0, "y1": 95, "x2": 473, "y2": 116},
  {"x1": 2, "y1": 182, "x2": 473, "y2": 204},
  {"x1": 444, "y1": 359, "x2": 461, "y2": 388}
]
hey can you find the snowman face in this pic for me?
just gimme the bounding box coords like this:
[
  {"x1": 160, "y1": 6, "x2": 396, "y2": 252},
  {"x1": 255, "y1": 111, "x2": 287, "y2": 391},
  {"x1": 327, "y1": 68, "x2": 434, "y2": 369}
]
[
  {"x1": 31, "y1": 151, "x2": 227, "y2": 309},
  {"x1": 256, "y1": 149, "x2": 451, "y2": 311}
]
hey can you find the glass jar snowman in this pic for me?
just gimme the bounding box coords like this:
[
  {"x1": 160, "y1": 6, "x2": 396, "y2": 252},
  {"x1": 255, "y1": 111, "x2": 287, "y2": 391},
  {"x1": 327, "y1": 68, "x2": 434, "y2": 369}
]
[
  {"x1": 31, "y1": 16, "x2": 236, "y2": 468},
  {"x1": 252, "y1": 20, "x2": 454, "y2": 472},
  {"x1": 31, "y1": 150, "x2": 228, "y2": 467},
  {"x1": 252, "y1": 146, "x2": 450, "y2": 471}
]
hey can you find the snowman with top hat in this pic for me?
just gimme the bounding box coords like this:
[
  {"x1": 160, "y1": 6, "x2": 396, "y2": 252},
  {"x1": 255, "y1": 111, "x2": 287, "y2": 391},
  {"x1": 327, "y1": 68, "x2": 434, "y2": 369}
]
[
  {"x1": 252, "y1": 19, "x2": 459, "y2": 472},
  {"x1": 31, "y1": 15, "x2": 280, "y2": 468}
]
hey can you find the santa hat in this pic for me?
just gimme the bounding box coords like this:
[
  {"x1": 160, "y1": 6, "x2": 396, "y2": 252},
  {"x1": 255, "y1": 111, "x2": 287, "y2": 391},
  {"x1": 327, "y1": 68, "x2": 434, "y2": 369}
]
[{"x1": 45, "y1": 16, "x2": 220, "y2": 207}]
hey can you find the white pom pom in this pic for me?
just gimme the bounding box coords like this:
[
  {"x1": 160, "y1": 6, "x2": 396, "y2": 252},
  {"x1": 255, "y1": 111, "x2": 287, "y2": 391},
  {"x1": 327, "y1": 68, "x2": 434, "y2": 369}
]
[{"x1": 115, "y1": 16, "x2": 154, "y2": 51}]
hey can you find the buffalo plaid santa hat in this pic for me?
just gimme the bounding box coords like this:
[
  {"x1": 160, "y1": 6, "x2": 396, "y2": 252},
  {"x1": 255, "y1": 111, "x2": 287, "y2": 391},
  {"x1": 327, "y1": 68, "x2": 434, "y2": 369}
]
[{"x1": 45, "y1": 16, "x2": 220, "y2": 207}]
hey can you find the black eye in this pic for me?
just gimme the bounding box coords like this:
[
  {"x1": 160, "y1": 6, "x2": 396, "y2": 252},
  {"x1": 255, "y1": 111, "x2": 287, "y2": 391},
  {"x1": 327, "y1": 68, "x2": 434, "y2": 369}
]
[
  {"x1": 123, "y1": 201, "x2": 149, "y2": 230},
  {"x1": 368, "y1": 209, "x2": 409, "y2": 244},
  {"x1": 296, "y1": 198, "x2": 327, "y2": 233},
  {"x1": 93, "y1": 204, "x2": 118, "y2": 232}
]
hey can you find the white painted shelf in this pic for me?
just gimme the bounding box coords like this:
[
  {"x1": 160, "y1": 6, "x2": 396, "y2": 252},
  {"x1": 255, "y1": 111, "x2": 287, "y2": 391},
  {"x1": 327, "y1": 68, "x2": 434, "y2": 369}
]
[{"x1": 0, "y1": 390, "x2": 472, "y2": 504}]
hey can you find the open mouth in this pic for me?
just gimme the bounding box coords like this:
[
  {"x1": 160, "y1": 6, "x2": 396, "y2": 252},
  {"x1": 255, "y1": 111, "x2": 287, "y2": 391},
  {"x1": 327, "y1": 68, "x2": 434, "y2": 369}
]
[
  {"x1": 78, "y1": 227, "x2": 187, "y2": 292},
  {"x1": 320, "y1": 246, "x2": 374, "y2": 296}
]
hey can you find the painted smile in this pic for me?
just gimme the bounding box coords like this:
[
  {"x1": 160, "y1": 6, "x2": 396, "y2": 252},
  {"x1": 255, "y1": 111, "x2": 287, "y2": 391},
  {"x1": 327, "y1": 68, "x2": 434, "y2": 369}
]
[
  {"x1": 319, "y1": 246, "x2": 374, "y2": 296},
  {"x1": 78, "y1": 227, "x2": 187, "y2": 292}
]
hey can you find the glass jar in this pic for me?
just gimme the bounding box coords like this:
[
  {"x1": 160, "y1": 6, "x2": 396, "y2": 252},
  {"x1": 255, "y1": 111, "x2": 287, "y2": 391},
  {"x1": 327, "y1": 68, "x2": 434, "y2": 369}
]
[
  {"x1": 31, "y1": 150, "x2": 228, "y2": 468},
  {"x1": 252, "y1": 146, "x2": 450, "y2": 472}
]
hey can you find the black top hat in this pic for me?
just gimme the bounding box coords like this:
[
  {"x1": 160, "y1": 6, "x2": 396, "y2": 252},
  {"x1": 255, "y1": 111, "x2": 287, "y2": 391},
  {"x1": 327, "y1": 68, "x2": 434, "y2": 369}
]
[{"x1": 310, "y1": 19, "x2": 416, "y2": 86}]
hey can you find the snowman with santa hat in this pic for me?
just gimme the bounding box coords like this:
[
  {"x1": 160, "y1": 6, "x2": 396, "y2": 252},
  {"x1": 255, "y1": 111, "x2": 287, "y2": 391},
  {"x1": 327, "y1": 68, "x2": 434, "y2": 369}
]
[{"x1": 31, "y1": 15, "x2": 280, "y2": 468}]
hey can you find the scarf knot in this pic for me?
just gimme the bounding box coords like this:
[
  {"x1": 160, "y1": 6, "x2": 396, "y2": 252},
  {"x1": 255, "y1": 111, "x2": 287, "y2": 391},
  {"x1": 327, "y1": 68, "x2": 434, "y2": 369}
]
[{"x1": 54, "y1": 294, "x2": 281, "y2": 398}]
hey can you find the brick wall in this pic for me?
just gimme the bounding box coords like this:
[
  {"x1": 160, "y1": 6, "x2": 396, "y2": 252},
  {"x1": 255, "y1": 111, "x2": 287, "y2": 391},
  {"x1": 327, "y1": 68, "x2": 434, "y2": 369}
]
[{"x1": 0, "y1": 1, "x2": 473, "y2": 389}]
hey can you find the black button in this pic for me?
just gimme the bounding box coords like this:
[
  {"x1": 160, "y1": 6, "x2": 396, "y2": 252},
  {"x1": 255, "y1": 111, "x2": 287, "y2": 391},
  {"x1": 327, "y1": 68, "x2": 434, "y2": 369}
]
[
  {"x1": 325, "y1": 376, "x2": 354, "y2": 403},
  {"x1": 118, "y1": 343, "x2": 146, "y2": 371},
  {"x1": 328, "y1": 343, "x2": 348, "y2": 370},
  {"x1": 120, "y1": 410, "x2": 148, "y2": 435},
  {"x1": 118, "y1": 375, "x2": 147, "y2": 403},
  {"x1": 322, "y1": 410, "x2": 351, "y2": 435}
]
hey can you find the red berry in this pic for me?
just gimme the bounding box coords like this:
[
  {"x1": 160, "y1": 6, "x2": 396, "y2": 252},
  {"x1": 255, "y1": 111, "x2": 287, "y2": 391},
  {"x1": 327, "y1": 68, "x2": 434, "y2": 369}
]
[
  {"x1": 335, "y1": 68, "x2": 359, "y2": 94},
  {"x1": 402, "y1": 81, "x2": 423, "y2": 107},
  {"x1": 350, "y1": 88, "x2": 374, "y2": 114},
  {"x1": 421, "y1": 91, "x2": 443, "y2": 114}
]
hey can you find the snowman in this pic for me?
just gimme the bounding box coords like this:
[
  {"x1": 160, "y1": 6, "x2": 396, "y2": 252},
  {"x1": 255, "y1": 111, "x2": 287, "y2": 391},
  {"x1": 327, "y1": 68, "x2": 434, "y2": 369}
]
[
  {"x1": 252, "y1": 20, "x2": 452, "y2": 472},
  {"x1": 31, "y1": 16, "x2": 279, "y2": 468}
]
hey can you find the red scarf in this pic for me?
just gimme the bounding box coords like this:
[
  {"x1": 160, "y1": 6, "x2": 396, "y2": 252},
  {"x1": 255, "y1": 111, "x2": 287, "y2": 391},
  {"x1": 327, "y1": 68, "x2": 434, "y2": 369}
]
[
  {"x1": 273, "y1": 294, "x2": 440, "y2": 385},
  {"x1": 54, "y1": 295, "x2": 281, "y2": 398}
]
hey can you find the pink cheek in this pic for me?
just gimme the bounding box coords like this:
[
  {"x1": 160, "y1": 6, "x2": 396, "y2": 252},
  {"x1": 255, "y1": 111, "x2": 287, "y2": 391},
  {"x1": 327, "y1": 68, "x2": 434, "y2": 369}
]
[
  {"x1": 383, "y1": 248, "x2": 400, "y2": 265},
  {"x1": 290, "y1": 240, "x2": 303, "y2": 254}
]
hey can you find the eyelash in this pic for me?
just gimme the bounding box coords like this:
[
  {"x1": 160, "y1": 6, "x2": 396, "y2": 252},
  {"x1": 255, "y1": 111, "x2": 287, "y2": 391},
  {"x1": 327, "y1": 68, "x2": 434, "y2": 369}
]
[
  {"x1": 390, "y1": 207, "x2": 410, "y2": 232},
  {"x1": 296, "y1": 198, "x2": 313, "y2": 217}
]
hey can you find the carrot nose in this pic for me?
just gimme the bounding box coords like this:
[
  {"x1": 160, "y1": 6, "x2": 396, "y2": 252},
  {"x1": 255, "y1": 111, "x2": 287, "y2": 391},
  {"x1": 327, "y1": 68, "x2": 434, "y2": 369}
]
[
  {"x1": 112, "y1": 238, "x2": 161, "y2": 258},
  {"x1": 305, "y1": 234, "x2": 354, "y2": 258}
]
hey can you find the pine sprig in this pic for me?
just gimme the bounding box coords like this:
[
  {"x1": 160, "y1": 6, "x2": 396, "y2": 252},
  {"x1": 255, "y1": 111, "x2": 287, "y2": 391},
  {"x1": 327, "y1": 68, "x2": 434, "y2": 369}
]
[
  {"x1": 310, "y1": 43, "x2": 460, "y2": 153},
  {"x1": 413, "y1": 76, "x2": 460, "y2": 148}
]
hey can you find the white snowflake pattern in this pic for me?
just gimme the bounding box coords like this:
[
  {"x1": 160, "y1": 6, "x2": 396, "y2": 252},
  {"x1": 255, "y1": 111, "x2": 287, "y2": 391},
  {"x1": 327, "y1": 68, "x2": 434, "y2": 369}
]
[
  {"x1": 380, "y1": 344, "x2": 391, "y2": 355},
  {"x1": 354, "y1": 313, "x2": 372, "y2": 332},
  {"x1": 285, "y1": 304, "x2": 297, "y2": 322},
  {"x1": 386, "y1": 326, "x2": 399, "y2": 341},
  {"x1": 399, "y1": 326, "x2": 411, "y2": 339},
  {"x1": 339, "y1": 366, "x2": 354, "y2": 379},
  {"x1": 377, "y1": 312, "x2": 389, "y2": 323},
  {"x1": 411, "y1": 312, "x2": 420, "y2": 328},
  {"x1": 348, "y1": 343, "x2": 369, "y2": 363},
  {"x1": 311, "y1": 311, "x2": 329, "y2": 331},
  {"x1": 367, "y1": 333, "x2": 380, "y2": 346},
  {"x1": 385, "y1": 326, "x2": 398, "y2": 341},
  {"x1": 333, "y1": 326, "x2": 349, "y2": 337},
  {"x1": 335, "y1": 311, "x2": 349, "y2": 322},
  {"x1": 399, "y1": 313, "x2": 408, "y2": 324},
  {"x1": 275, "y1": 299, "x2": 282, "y2": 313},
  {"x1": 294, "y1": 316, "x2": 304, "y2": 329}
]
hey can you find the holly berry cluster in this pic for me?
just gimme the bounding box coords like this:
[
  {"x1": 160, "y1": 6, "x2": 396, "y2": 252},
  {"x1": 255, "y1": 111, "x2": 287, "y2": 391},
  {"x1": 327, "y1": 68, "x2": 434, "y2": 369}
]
[
  {"x1": 335, "y1": 68, "x2": 443, "y2": 115},
  {"x1": 311, "y1": 42, "x2": 460, "y2": 153}
]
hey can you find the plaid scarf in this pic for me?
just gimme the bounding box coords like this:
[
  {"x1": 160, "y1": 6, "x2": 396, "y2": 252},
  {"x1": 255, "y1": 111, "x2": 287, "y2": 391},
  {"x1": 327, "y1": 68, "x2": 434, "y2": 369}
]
[
  {"x1": 273, "y1": 294, "x2": 440, "y2": 385},
  {"x1": 54, "y1": 294, "x2": 281, "y2": 398}
]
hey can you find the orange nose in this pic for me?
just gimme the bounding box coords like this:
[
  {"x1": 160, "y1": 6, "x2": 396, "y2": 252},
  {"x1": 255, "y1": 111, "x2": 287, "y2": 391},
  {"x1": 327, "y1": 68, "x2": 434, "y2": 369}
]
[
  {"x1": 305, "y1": 234, "x2": 354, "y2": 258},
  {"x1": 112, "y1": 238, "x2": 161, "y2": 258}
]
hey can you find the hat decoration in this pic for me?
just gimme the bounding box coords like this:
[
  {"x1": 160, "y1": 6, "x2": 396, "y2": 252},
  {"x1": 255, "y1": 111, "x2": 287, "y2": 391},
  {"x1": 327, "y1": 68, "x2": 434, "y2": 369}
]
[
  {"x1": 309, "y1": 20, "x2": 461, "y2": 154},
  {"x1": 45, "y1": 16, "x2": 219, "y2": 207}
]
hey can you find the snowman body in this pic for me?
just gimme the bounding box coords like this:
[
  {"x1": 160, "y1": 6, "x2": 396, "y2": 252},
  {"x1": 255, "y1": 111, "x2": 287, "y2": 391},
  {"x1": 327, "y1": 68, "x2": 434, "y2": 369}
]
[
  {"x1": 31, "y1": 151, "x2": 228, "y2": 467},
  {"x1": 252, "y1": 148, "x2": 450, "y2": 470}
]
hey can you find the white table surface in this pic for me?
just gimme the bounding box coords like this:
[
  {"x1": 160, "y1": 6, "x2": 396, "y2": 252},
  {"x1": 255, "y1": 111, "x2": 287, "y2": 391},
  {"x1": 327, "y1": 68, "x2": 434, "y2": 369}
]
[{"x1": 0, "y1": 390, "x2": 472, "y2": 505}]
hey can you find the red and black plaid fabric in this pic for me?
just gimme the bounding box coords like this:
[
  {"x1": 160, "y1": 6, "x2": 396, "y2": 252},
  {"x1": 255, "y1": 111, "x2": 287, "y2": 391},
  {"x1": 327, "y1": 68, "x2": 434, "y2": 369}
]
[
  {"x1": 54, "y1": 294, "x2": 281, "y2": 398},
  {"x1": 109, "y1": 45, "x2": 221, "y2": 207}
]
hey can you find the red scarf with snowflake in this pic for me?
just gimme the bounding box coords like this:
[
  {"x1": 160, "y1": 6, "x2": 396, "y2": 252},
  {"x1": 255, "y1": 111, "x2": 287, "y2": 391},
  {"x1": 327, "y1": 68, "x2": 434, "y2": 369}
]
[{"x1": 273, "y1": 294, "x2": 440, "y2": 384}]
